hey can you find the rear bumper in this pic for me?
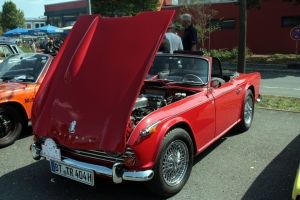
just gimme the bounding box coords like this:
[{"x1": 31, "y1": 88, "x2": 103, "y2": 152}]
[{"x1": 30, "y1": 143, "x2": 154, "y2": 184}]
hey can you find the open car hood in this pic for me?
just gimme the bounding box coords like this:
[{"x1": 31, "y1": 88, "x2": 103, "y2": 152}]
[{"x1": 32, "y1": 11, "x2": 174, "y2": 152}]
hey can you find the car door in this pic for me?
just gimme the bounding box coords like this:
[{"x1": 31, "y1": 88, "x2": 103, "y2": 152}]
[{"x1": 212, "y1": 79, "x2": 242, "y2": 137}]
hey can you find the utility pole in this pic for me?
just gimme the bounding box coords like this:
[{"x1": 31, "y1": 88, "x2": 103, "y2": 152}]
[{"x1": 237, "y1": 0, "x2": 247, "y2": 73}]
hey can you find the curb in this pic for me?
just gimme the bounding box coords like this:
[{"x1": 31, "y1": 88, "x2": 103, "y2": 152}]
[
  {"x1": 222, "y1": 62, "x2": 300, "y2": 73},
  {"x1": 223, "y1": 62, "x2": 286, "y2": 67},
  {"x1": 256, "y1": 107, "x2": 300, "y2": 113}
]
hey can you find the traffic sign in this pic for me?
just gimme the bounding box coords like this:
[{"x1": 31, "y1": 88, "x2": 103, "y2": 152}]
[{"x1": 290, "y1": 26, "x2": 300, "y2": 40}]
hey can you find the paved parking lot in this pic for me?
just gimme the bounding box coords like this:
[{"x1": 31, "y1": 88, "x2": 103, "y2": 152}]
[{"x1": 0, "y1": 108, "x2": 299, "y2": 200}]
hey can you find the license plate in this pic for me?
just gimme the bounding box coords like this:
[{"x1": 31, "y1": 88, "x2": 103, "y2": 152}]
[
  {"x1": 42, "y1": 138, "x2": 61, "y2": 161},
  {"x1": 50, "y1": 160, "x2": 94, "y2": 186}
]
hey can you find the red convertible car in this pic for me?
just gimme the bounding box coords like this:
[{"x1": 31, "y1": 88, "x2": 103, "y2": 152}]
[{"x1": 29, "y1": 11, "x2": 261, "y2": 197}]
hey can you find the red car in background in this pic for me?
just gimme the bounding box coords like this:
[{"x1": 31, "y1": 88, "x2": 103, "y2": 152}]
[{"x1": 29, "y1": 11, "x2": 261, "y2": 197}]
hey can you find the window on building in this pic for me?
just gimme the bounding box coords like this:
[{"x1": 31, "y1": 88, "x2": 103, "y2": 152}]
[
  {"x1": 26, "y1": 23, "x2": 32, "y2": 29},
  {"x1": 282, "y1": 16, "x2": 300, "y2": 27},
  {"x1": 35, "y1": 24, "x2": 40, "y2": 28},
  {"x1": 40, "y1": 23, "x2": 45, "y2": 27},
  {"x1": 210, "y1": 18, "x2": 235, "y2": 29}
]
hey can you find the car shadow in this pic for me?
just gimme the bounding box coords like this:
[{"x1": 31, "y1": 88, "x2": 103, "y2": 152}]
[
  {"x1": 0, "y1": 158, "x2": 166, "y2": 200},
  {"x1": 241, "y1": 134, "x2": 300, "y2": 200},
  {"x1": 19, "y1": 127, "x2": 33, "y2": 140},
  {"x1": 193, "y1": 128, "x2": 242, "y2": 165}
]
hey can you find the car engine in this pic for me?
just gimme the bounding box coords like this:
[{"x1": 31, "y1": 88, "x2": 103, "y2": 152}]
[{"x1": 130, "y1": 90, "x2": 188, "y2": 127}]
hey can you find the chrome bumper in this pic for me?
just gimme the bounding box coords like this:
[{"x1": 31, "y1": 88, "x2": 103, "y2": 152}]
[{"x1": 30, "y1": 143, "x2": 154, "y2": 184}]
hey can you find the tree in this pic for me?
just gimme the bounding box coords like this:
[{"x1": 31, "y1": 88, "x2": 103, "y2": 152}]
[
  {"x1": 1, "y1": 1, "x2": 25, "y2": 32},
  {"x1": 179, "y1": 2, "x2": 220, "y2": 52},
  {"x1": 91, "y1": 0, "x2": 161, "y2": 17}
]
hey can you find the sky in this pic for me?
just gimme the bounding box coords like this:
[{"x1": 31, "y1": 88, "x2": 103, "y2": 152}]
[{"x1": 3, "y1": 0, "x2": 76, "y2": 18}]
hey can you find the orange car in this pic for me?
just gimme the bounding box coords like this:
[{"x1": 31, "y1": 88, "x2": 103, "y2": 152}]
[{"x1": 0, "y1": 53, "x2": 53, "y2": 147}]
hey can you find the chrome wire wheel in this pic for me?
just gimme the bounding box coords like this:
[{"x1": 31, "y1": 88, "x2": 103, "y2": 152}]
[
  {"x1": 162, "y1": 140, "x2": 189, "y2": 186},
  {"x1": 144, "y1": 128, "x2": 193, "y2": 197},
  {"x1": 244, "y1": 95, "x2": 253, "y2": 125}
]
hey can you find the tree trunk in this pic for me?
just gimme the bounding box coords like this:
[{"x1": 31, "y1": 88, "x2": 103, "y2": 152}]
[{"x1": 237, "y1": 0, "x2": 247, "y2": 73}]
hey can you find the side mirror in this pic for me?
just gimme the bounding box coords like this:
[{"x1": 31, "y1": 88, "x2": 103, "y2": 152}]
[{"x1": 211, "y1": 79, "x2": 222, "y2": 88}]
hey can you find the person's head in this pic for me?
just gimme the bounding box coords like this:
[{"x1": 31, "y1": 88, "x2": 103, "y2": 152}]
[
  {"x1": 49, "y1": 39, "x2": 53, "y2": 44},
  {"x1": 180, "y1": 13, "x2": 192, "y2": 28},
  {"x1": 167, "y1": 23, "x2": 175, "y2": 33}
]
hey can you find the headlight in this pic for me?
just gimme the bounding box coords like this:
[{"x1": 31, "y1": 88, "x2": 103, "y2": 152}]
[{"x1": 140, "y1": 121, "x2": 160, "y2": 137}]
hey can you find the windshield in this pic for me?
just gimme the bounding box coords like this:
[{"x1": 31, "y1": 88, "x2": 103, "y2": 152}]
[
  {"x1": 148, "y1": 55, "x2": 209, "y2": 85},
  {"x1": 0, "y1": 53, "x2": 49, "y2": 82}
]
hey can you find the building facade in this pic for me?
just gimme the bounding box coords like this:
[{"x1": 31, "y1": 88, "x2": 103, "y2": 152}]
[
  {"x1": 44, "y1": 0, "x2": 87, "y2": 27},
  {"x1": 161, "y1": 0, "x2": 300, "y2": 54},
  {"x1": 25, "y1": 17, "x2": 47, "y2": 30},
  {"x1": 43, "y1": 0, "x2": 300, "y2": 54}
]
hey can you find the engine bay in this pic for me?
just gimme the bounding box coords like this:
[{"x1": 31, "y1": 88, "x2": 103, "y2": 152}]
[{"x1": 130, "y1": 87, "x2": 197, "y2": 127}]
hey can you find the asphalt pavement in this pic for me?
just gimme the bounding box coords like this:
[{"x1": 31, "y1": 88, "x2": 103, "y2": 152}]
[
  {"x1": 0, "y1": 109, "x2": 299, "y2": 200},
  {"x1": 222, "y1": 62, "x2": 300, "y2": 98}
]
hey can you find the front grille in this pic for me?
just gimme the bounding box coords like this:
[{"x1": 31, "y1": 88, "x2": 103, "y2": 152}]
[
  {"x1": 40, "y1": 137, "x2": 134, "y2": 164},
  {"x1": 58, "y1": 145, "x2": 134, "y2": 164}
]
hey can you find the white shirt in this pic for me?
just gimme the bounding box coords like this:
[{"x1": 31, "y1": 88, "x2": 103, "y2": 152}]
[{"x1": 165, "y1": 32, "x2": 183, "y2": 53}]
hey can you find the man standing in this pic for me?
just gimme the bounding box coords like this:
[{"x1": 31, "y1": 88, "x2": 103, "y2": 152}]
[
  {"x1": 165, "y1": 23, "x2": 183, "y2": 53},
  {"x1": 180, "y1": 13, "x2": 197, "y2": 51}
]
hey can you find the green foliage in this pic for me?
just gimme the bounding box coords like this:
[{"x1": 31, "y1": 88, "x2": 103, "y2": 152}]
[
  {"x1": 19, "y1": 45, "x2": 33, "y2": 53},
  {"x1": 1, "y1": 1, "x2": 25, "y2": 32},
  {"x1": 207, "y1": 47, "x2": 253, "y2": 62},
  {"x1": 91, "y1": 0, "x2": 161, "y2": 17}
]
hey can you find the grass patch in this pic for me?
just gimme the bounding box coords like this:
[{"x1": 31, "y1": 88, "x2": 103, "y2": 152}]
[
  {"x1": 255, "y1": 94, "x2": 300, "y2": 112},
  {"x1": 20, "y1": 45, "x2": 34, "y2": 53}
]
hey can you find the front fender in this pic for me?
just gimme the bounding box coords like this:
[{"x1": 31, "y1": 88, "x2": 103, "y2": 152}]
[{"x1": 127, "y1": 116, "x2": 194, "y2": 171}]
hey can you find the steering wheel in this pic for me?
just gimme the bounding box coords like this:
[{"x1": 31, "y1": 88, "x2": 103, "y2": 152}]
[{"x1": 181, "y1": 74, "x2": 204, "y2": 83}]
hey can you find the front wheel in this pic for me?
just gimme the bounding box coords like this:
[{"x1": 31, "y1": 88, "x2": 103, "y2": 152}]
[
  {"x1": 145, "y1": 128, "x2": 194, "y2": 197},
  {"x1": 236, "y1": 89, "x2": 254, "y2": 132},
  {"x1": 0, "y1": 105, "x2": 22, "y2": 148}
]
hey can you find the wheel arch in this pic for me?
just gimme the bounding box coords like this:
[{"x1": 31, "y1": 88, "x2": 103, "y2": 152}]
[
  {"x1": 167, "y1": 122, "x2": 197, "y2": 155},
  {"x1": 156, "y1": 119, "x2": 197, "y2": 158},
  {"x1": 0, "y1": 102, "x2": 29, "y2": 128}
]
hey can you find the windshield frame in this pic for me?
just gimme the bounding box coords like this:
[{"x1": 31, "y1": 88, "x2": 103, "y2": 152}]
[{"x1": 148, "y1": 54, "x2": 210, "y2": 86}]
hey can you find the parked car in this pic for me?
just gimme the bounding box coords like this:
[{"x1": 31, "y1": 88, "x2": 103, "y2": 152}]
[
  {"x1": 0, "y1": 53, "x2": 53, "y2": 147},
  {"x1": 29, "y1": 11, "x2": 261, "y2": 197},
  {"x1": 0, "y1": 40, "x2": 24, "y2": 63},
  {"x1": 293, "y1": 164, "x2": 300, "y2": 200}
]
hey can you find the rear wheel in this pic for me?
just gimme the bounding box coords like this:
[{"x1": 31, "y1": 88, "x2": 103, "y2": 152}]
[
  {"x1": 236, "y1": 90, "x2": 254, "y2": 132},
  {"x1": 0, "y1": 105, "x2": 22, "y2": 148},
  {"x1": 145, "y1": 128, "x2": 194, "y2": 197}
]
